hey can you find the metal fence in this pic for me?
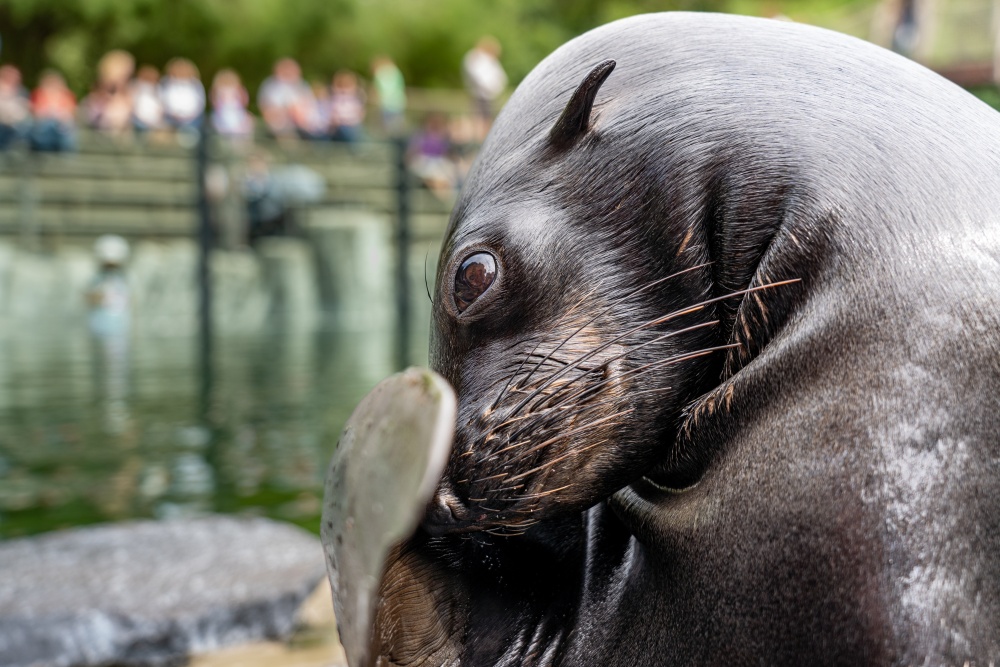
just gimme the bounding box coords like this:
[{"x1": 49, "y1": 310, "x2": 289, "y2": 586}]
[{"x1": 0, "y1": 130, "x2": 456, "y2": 368}]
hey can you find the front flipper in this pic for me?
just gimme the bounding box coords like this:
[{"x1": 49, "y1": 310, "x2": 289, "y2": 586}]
[
  {"x1": 323, "y1": 367, "x2": 588, "y2": 666},
  {"x1": 370, "y1": 537, "x2": 468, "y2": 666},
  {"x1": 321, "y1": 368, "x2": 457, "y2": 667}
]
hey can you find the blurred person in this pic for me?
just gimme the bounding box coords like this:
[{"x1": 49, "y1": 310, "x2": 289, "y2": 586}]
[
  {"x1": 0, "y1": 64, "x2": 30, "y2": 149},
  {"x1": 871, "y1": 0, "x2": 932, "y2": 60},
  {"x1": 85, "y1": 234, "x2": 132, "y2": 435},
  {"x1": 28, "y1": 69, "x2": 77, "y2": 152},
  {"x1": 86, "y1": 234, "x2": 131, "y2": 336},
  {"x1": 462, "y1": 36, "x2": 507, "y2": 141},
  {"x1": 130, "y1": 65, "x2": 166, "y2": 137},
  {"x1": 85, "y1": 50, "x2": 135, "y2": 136},
  {"x1": 160, "y1": 58, "x2": 205, "y2": 143},
  {"x1": 258, "y1": 57, "x2": 308, "y2": 140},
  {"x1": 407, "y1": 112, "x2": 457, "y2": 199},
  {"x1": 371, "y1": 55, "x2": 406, "y2": 135},
  {"x1": 210, "y1": 68, "x2": 254, "y2": 140},
  {"x1": 243, "y1": 151, "x2": 289, "y2": 246},
  {"x1": 891, "y1": 0, "x2": 920, "y2": 57},
  {"x1": 290, "y1": 81, "x2": 330, "y2": 141},
  {"x1": 328, "y1": 70, "x2": 366, "y2": 144}
]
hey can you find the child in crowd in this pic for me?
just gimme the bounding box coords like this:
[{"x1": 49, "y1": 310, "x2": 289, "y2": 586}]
[{"x1": 210, "y1": 69, "x2": 253, "y2": 140}]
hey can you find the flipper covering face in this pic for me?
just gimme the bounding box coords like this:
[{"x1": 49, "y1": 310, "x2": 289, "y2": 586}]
[{"x1": 321, "y1": 368, "x2": 456, "y2": 667}]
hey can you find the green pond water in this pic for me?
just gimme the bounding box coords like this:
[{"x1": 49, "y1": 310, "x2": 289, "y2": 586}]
[{"x1": 0, "y1": 325, "x2": 426, "y2": 539}]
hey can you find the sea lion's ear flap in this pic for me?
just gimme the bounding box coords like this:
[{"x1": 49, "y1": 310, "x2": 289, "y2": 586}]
[{"x1": 549, "y1": 59, "x2": 616, "y2": 149}]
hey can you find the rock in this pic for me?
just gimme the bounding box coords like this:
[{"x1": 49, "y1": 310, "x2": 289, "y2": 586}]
[
  {"x1": 0, "y1": 516, "x2": 326, "y2": 667},
  {"x1": 188, "y1": 584, "x2": 346, "y2": 667}
]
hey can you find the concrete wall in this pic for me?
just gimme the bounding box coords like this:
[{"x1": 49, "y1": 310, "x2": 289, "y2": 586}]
[{"x1": 0, "y1": 214, "x2": 397, "y2": 338}]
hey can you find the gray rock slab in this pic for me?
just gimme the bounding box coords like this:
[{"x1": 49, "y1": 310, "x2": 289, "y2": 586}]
[{"x1": 0, "y1": 516, "x2": 326, "y2": 667}]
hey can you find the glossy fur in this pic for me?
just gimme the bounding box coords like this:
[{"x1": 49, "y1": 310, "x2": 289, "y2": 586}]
[{"x1": 379, "y1": 12, "x2": 1000, "y2": 666}]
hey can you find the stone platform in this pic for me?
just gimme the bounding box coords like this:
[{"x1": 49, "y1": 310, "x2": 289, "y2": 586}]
[{"x1": 0, "y1": 516, "x2": 329, "y2": 667}]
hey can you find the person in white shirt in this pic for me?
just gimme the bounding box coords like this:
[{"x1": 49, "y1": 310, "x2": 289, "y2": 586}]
[{"x1": 462, "y1": 36, "x2": 507, "y2": 141}]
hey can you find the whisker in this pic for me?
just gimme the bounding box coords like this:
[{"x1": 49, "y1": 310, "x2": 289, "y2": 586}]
[
  {"x1": 476, "y1": 471, "x2": 509, "y2": 483},
  {"x1": 489, "y1": 394, "x2": 611, "y2": 433},
  {"x1": 509, "y1": 264, "x2": 711, "y2": 401},
  {"x1": 491, "y1": 283, "x2": 604, "y2": 410},
  {"x1": 424, "y1": 249, "x2": 433, "y2": 303},
  {"x1": 509, "y1": 409, "x2": 633, "y2": 464},
  {"x1": 490, "y1": 483, "x2": 526, "y2": 494},
  {"x1": 526, "y1": 319, "x2": 720, "y2": 414},
  {"x1": 532, "y1": 344, "x2": 738, "y2": 420},
  {"x1": 486, "y1": 437, "x2": 534, "y2": 458},
  {"x1": 517, "y1": 484, "x2": 573, "y2": 500},
  {"x1": 504, "y1": 438, "x2": 608, "y2": 484},
  {"x1": 508, "y1": 280, "x2": 795, "y2": 419}
]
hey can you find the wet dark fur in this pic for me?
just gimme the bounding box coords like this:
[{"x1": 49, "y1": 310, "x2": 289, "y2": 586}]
[{"x1": 377, "y1": 12, "x2": 1000, "y2": 666}]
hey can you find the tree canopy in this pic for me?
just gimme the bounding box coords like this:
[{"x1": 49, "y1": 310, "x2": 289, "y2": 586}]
[{"x1": 1, "y1": 0, "x2": 878, "y2": 94}]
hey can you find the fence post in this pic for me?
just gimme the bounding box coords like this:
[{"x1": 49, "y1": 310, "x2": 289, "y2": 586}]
[
  {"x1": 394, "y1": 137, "x2": 412, "y2": 370},
  {"x1": 195, "y1": 125, "x2": 214, "y2": 422},
  {"x1": 18, "y1": 153, "x2": 39, "y2": 250}
]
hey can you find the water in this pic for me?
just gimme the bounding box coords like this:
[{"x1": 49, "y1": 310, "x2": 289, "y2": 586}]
[{"x1": 0, "y1": 324, "x2": 421, "y2": 539}]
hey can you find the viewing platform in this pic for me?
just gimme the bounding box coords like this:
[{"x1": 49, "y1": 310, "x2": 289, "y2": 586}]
[{"x1": 0, "y1": 132, "x2": 455, "y2": 245}]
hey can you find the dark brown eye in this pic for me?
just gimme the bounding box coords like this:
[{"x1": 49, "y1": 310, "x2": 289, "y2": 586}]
[{"x1": 454, "y1": 252, "x2": 497, "y2": 313}]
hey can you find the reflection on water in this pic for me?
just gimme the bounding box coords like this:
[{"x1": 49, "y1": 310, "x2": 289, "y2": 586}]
[{"x1": 0, "y1": 324, "x2": 412, "y2": 538}]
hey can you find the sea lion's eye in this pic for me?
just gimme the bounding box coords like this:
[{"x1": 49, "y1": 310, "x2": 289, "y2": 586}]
[{"x1": 454, "y1": 252, "x2": 497, "y2": 313}]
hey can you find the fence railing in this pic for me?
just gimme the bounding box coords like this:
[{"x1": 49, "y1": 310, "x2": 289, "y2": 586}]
[{"x1": 0, "y1": 131, "x2": 458, "y2": 368}]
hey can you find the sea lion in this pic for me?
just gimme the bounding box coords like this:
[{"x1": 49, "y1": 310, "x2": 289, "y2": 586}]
[{"x1": 369, "y1": 12, "x2": 1000, "y2": 666}]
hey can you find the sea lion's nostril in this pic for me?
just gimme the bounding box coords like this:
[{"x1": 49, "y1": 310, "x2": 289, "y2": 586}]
[
  {"x1": 438, "y1": 492, "x2": 462, "y2": 521},
  {"x1": 422, "y1": 487, "x2": 469, "y2": 535}
]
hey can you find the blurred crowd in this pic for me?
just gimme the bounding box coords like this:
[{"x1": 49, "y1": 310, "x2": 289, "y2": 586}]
[
  {"x1": 0, "y1": 38, "x2": 509, "y2": 203},
  {"x1": 0, "y1": 37, "x2": 506, "y2": 149},
  {"x1": 0, "y1": 50, "x2": 392, "y2": 152}
]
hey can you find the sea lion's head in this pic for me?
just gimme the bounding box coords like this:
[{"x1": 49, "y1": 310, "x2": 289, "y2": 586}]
[
  {"x1": 425, "y1": 46, "x2": 802, "y2": 534},
  {"x1": 422, "y1": 58, "x2": 727, "y2": 535}
]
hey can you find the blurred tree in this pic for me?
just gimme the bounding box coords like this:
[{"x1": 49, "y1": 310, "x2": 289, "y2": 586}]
[{"x1": 0, "y1": 0, "x2": 880, "y2": 95}]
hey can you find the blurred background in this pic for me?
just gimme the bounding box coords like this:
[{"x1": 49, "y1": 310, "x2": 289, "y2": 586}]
[
  {"x1": 5, "y1": 0, "x2": 1000, "y2": 541},
  {"x1": 0, "y1": 0, "x2": 997, "y2": 661}
]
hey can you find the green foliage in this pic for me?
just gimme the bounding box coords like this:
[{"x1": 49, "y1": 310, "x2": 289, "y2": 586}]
[
  {"x1": 969, "y1": 85, "x2": 1000, "y2": 111},
  {"x1": 1, "y1": 0, "x2": 879, "y2": 94}
]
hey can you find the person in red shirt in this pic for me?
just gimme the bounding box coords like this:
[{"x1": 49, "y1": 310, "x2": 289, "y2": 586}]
[
  {"x1": 0, "y1": 65, "x2": 30, "y2": 149},
  {"x1": 30, "y1": 70, "x2": 77, "y2": 152}
]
